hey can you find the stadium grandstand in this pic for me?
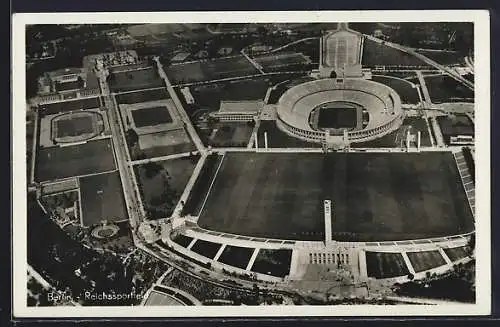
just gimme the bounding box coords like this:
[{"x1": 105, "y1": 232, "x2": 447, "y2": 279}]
[
  {"x1": 209, "y1": 100, "x2": 264, "y2": 122},
  {"x1": 276, "y1": 78, "x2": 403, "y2": 145},
  {"x1": 38, "y1": 68, "x2": 87, "y2": 95}
]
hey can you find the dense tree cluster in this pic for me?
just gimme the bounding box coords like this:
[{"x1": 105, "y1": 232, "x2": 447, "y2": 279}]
[{"x1": 28, "y1": 193, "x2": 169, "y2": 306}]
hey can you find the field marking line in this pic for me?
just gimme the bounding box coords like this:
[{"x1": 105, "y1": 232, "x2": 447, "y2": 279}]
[{"x1": 197, "y1": 153, "x2": 226, "y2": 218}]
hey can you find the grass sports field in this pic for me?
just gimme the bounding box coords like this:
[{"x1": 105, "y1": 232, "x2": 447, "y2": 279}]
[
  {"x1": 35, "y1": 139, "x2": 116, "y2": 182},
  {"x1": 317, "y1": 102, "x2": 360, "y2": 129},
  {"x1": 109, "y1": 67, "x2": 164, "y2": 92},
  {"x1": 362, "y1": 38, "x2": 429, "y2": 68},
  {"x1": 197, "y1": 152, "x2": 473, "y2": 241},
  {"x1": 79, "y1": 171, "x2": 128, "y2": 227},
  {"x1": 253, "y1": 53, "x2": 310, "y2": 72},
  {"x1": 131, "y1": 106, "x2": 173, "y2": 127},
  {"x1": 165, "y1": 56, "x2": 259, "y2": 85},
  {"x1": 39, "y1": 97, "x2": 101, "y2": 116},
  {"x1": 424, "y1": 75, "x2": 474, "y2": 103},
  {"x1": 54, "y1": 115, "x2": 94, "y2": 137},
  {"x1": 115, "y1": 88, "x2": 170, "y2": 104},
  {"x1": 371, "y1": 75, "x2": 420, "y2": 104}
]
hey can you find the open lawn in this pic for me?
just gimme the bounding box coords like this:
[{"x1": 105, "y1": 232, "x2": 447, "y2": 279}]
[
  {"x1": 254, "y1": 53, "x2": 310, "y2": 72},
  {"x1": 362, "y1": 39, "x2": 429, "y2": 68},
  {"x1": 197, "y1": 152, "x2": 473, "y2": 241},
  {"x1": 257, "y1": 120, "x2": 321, "y2": 148},
  {"x1": 366, "y1": 252, "x2": 410, "y2": 279},
  {"x1": 39, "y1": 97, "x2": 101, "y2": 116},
  {"x1": 108, "y1": 67, "x2": 164, "y2": 92},
  {"x1": 35, "y1": 139, "x2": 116, "y2": 182},
  {"x1": 425, "y1": 76, "x2": 474, "y2": 103},
  {"x1": 416, "y1": 50, "x2": 465, "y2": 66},
  {"x1": 444, "y1": 246, "x2": 471, "y2": 262},
  {"x1": 172, "y1": 234, "x2": 194, "y2": 247},
  {"x1": 250, "y1": 249, "x2": 292, "y2": 278},
  {"x1": 209, "y1": 123, "x2": 254, "y2": 147},
  {"x1": 79, "y1": 171, "x2": 128, "y2": 227},
  {"x1": 144, "y1": 291, "x2": 185, "y2": 306},
  {"x1": 217, "y1": 245, "x2": 254, "y2": 269},
  {"x1": 371, "y1": 75, "x2": 420, "y2": 104},
  {"x1": 166, "y1": 56, "x2": 259, "y2": 85},
  {"x1": 115, "y1": 88, "x2": 170, "y2": 104},
  {"x1": 190, "y1": 239, "x2": 222, "y2": 259},
  {"x1": 135, "y1": 156, "x2": 198, "y2": 219},
  {"x1": 131, "y1": 106, "x2": 173, "y2": 127},
  {"x1": 353, "y1": 117, "x2": 431, "y2": 148},
  {"x1": 407, "y1": 250, "x2": 447, "y2": 273},
  {"x1": 436, "y1": 114, "x2": 474, "y2": 144}
]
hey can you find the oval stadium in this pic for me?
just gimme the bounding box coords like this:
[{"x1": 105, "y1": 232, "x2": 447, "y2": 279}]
[{"x1": 276, "y1": 78, "x2": 404, "y2": 144}]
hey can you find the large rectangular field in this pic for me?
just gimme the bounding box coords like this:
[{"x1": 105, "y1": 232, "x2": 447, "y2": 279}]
[
  {"x1": 165, "y1": 56, "x2": 259, "y2": 85},
  {"x1": 79, "y1": 171, "x2": 128, "y2": 227},
  {"x1": 39, "y1": 97, "x2": 101, "y2": 116},
  {"x1": 55, "y1": 115, "x2": 94, "y2": 137},
  {"x1": 115, "y1": 88, "x2": 170, "y2": 104},
  {"x1": 253, "y1": 53, "x2": 310, "y2": 72},
  {"x1": 131, "y1": 106, "x2": 173, "y2": 127},
  {"x1": 197, "y1": 152, "x2": 474, "y2": 241},
  {"x1": 35, "y1": 139, "x2": 116, "y2": 182},
  {"x1": 108, "y1": 67, "x2": 164, "y2": 92}
]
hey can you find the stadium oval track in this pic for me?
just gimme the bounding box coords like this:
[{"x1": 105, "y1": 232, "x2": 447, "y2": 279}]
[{"x1": 276, "y1": 78, "x2": 404, "y2": 143}]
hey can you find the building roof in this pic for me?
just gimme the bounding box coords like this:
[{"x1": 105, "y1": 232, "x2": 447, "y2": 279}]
[
  {"x1": 47, "y1": 68, "x2": 85, "y2": 78},
  {"x1": 219, "y1": 100, "x2": 265, "y2": 113}
]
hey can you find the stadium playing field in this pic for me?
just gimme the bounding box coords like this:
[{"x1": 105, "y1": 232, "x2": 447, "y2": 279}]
[
  {"x1": 165, "y1": 56, "x2": 259, "y2": 85},
  {"x1": 316, "y1": 102, "x2": 360, "y2": 129},
  {"x1": 79, "y1": 171, "x2": 128, "y2": 227},
  {"x1": 197, "y1": 152, "x2": 473, "y2": 241},
  {"x1": 131, "y1": 106, "x2": 173, "y2": 127},
  {"x1": 35, "y1": 139, "x2": 116, "y2": 182},
  {"x1": 54, "y1": 115, "x2": 94, "y2": 137}
]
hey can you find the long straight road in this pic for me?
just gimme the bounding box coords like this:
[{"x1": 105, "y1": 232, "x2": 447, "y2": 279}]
[
  {"x1": 97, "y1": 70, "x2": 144, "y2": 229},
  {"x1": 153, "y1": 56, "x2": 206, "y2": 153},
  {"x1": 416, "y1": 70, "x2": 432, "y2": 107}
]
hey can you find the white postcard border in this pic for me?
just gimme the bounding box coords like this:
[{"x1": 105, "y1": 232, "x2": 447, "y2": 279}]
[{"x1": 12, "y1": 10, "x2": 491, "y2": 318}]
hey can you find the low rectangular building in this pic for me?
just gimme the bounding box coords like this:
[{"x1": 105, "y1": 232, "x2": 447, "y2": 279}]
[{"x1": 210, "y1": 100, "x2": 264, "y2": 122}]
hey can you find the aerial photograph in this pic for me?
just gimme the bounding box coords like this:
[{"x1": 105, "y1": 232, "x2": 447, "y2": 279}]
[{"x1": 23, "y1": 21, "x2": 476, "y2": 308}]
